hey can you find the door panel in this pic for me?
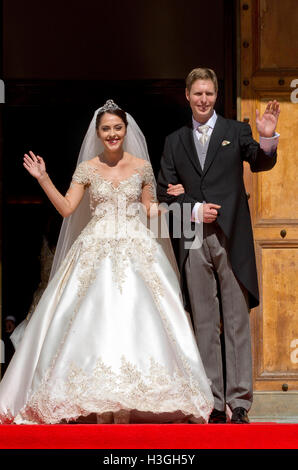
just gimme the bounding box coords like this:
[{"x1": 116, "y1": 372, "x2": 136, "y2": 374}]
[
  {"x1": 256, "y1": 94, "x2": 298, "y2": 223},
  {"x1": 240, "y1": 0, "x2": 298, "y2": 395}
]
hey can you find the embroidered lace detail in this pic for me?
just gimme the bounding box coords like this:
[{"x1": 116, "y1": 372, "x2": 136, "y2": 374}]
[
  {"x1": 76, "y1": 232, "x2": 162, "y2": 298},
  {"x1": 20, "y1": 159, "x2": 165, "y2": 397},
  {"x1": 63, "y1": 159, "x2": 160, "y2": 298},
  {"x1": 142, "y1": 160, "x2": 157, "y2": 200},
  {"x1": 0, "y1": 159, "x2": 214, "y2": 426},
  {"x1": 0, "y1": 409, "x2": 15, "y2": 424},
  {"x1": 71, "y1": 161, "x2": 90, "y2": 187},
  {"x1": 15, "y1": 356, "x2": 212, "y2": 424}
]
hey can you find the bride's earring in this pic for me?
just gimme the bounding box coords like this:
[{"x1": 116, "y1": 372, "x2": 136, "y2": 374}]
[
  {"x1": 113, "y1": 409, "x2": 130, "y2": 424},
  {"x1": 96, "y1": 412, "x2": 113, "y2": 424}
]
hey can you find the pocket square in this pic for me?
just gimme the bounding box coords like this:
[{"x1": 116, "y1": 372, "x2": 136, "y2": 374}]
[{"x1": 221, "y1": 140, "x2": 231, "y2": 146}]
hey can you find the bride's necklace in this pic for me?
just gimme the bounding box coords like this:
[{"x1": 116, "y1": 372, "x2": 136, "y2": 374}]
[{"x1": 98, "y1": 152, "x2": 124, "y2": 167}]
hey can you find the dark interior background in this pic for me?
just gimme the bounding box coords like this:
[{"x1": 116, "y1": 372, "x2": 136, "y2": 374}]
[{"x1": 0, "y1": 0, "x2": 237, "y2": 352}]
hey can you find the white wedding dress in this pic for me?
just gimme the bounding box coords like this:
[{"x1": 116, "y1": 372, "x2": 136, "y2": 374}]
[{"x1": 0, "y1": 160, "x2": 213, "y2": 424}]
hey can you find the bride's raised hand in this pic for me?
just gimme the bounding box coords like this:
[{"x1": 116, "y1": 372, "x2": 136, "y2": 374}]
[{"x1": 23, "y1": 150, "x2": 46, "y2": 180}]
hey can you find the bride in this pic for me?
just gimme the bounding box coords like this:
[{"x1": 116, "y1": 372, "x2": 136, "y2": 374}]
[{"x1": 0, "y1": 100, "x2": 214, "y2": 424}]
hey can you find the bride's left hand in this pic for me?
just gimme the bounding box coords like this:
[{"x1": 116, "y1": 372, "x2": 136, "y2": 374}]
[
  {"x1": 167, "y1": 183, "x2": 185, "y2": 196},
  {"x1": 256, "y1": 100, "x2": 280, "y2": 137}
]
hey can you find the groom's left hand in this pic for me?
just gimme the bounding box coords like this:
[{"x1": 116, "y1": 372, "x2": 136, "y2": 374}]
[{"x1": 256, "y1": 100, "x2": 280, "y2": 137}]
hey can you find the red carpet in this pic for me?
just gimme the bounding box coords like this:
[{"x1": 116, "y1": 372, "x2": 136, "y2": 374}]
[{"x1": 0, "y1": 423, "x2": 298, "y2": 449}]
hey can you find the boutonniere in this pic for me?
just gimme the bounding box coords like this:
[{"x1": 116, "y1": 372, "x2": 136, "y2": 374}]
[{"x1": 221, "y1": 140, "x2": 231, "y2": 146}]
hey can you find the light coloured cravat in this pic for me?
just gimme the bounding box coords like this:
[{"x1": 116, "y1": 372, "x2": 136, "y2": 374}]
[{"x1": 197, "y1": 124, "x2": 210, "y2": 146}]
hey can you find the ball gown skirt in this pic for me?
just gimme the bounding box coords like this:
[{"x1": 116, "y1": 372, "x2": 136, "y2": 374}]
[{"x1": 0, "y1": 161, "x2": 214, "y2": 424}]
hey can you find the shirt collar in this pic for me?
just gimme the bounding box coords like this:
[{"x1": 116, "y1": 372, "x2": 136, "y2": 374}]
[{"x1": 192, "y1": 110, "x2": 217, "y2": 130}]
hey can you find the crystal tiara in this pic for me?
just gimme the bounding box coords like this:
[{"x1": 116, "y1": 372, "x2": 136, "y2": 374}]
[{"x1": 99, "y1": 99, "x2": 120, "y2": 112}]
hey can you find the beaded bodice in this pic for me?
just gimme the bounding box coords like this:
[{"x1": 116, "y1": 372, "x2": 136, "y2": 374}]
[{"x1": 72, "y1": 160, "x2": 156, "y2": 222}]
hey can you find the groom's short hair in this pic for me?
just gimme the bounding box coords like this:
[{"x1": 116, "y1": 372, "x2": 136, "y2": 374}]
[{"x1": 186, "y1": 67, "x2": 218, "y2": 93}]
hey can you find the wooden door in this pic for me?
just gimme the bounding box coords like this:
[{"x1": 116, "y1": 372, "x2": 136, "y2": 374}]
[{"x1": 239, "y1": 0, "x2": 298, "y2": 420}]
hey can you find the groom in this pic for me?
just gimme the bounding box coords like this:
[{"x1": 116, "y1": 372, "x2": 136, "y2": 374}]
[{"x1": 157, "y1": 67, "x2": 280, "y2": 424}]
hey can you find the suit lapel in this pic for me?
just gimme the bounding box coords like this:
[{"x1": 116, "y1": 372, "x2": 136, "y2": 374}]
[
  {"x1": 203, "y1": 115, "x2": 228, "y2": 175},
  {"x1": 179, "y1": 123, "x2": 203, "y2": 175}
]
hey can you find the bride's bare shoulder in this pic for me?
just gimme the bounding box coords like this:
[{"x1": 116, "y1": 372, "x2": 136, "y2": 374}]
[
  {"x1": 87, "y1": 157, "x2": 99, "y2": 167},
  {"x1": 127, "y1": 153, "x2": 150, "y2": 168}
]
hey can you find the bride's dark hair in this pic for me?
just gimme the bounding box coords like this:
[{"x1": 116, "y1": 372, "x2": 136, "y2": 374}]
[{"x1": 96, "y1": 108, "x2": 128, "y2": 129}]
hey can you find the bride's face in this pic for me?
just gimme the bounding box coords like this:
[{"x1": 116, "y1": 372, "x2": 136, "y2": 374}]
[{"x1": 97, "y1": 113, "x2": 126, "y2": 152}]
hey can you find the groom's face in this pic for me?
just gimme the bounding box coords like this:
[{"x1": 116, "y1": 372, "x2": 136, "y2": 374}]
[{"x1": 186, "y1": 79, "x2": 217, "y2": 123}]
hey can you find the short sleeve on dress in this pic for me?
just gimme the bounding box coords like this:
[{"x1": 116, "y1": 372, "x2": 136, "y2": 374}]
[
  {"x1": 142, "y1": 161, "x2": 157, "y2": 202},
  {"x1": 71, "y1": 161, "x2": 90, "y2": 186},
  {"x1": 142, "y1": 161, "x2": 155, "y2": 186}
]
